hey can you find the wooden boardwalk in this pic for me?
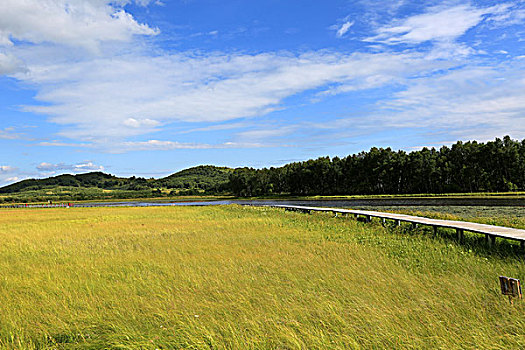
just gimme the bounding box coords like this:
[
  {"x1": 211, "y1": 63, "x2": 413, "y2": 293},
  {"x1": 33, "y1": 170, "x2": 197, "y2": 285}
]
[
  {"x1": 270, "y1": 204, "x2": 525, "y2": 247},
  {"x1": 4, "y1": 200, "x2": 524, "y2": 248}
]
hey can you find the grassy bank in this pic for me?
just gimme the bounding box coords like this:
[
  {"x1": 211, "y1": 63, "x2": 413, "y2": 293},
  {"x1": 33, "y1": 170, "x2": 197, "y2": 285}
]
[
  {"x1": 2, "y1": 190, "x2": 525, "y2": 206},
  {"x1": 0, "y1": 206, "x2": 524, "y2": 349},
  {"x1": 285, "y1": 191, "x2": 525, "y2": 199}
]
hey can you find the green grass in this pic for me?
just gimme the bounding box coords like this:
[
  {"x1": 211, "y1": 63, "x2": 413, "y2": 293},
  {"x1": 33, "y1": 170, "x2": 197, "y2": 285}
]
[
  {"x1": 3, "y1": 188, "x2": 525, "y2": 206},
  {"x1": 0, "y1": 194, "x2": 235, "y2": 207},
  {"x1": 243, "y1": 191, "x2": 525, "y2": 200},
  {"x1": 0, "y1": 206, "x2": 524, "y2": 349},
  {"x1": 0, "y1": 186, "x2": 158, "y2": 204}
]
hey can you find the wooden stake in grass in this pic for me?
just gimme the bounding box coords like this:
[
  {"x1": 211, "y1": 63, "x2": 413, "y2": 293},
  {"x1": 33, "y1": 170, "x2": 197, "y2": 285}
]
[
  {"x1": 499, "y1": 276, "x2": 522, "y2": 305},
  {"x1": 456, "y1": 229, "x2": 464, "y2": 243}
]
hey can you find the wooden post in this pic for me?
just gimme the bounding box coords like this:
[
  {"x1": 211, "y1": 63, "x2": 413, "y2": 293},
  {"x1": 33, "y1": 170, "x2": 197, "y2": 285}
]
[
  {"x1": 396, "y1": 220, "x2": 401, "y2": 226},
  {"x1": 486, "y1": 234, "x2": 495, "y2": 247},
  {"x1": 411, "y1": 222, "x2": 418, "y2": 230},
  {"x1": 366, "y1": 215, "x2": 371, "y2": 223},
  {"x1": 382, "y1": 218, "x2": 386, "y2": 226},
  {"x1": 433, "y1": 226, "x2": 438, "y2": 237},
  {"x1": 456, "y1": 229, "x2": 464, "y2": 243}
]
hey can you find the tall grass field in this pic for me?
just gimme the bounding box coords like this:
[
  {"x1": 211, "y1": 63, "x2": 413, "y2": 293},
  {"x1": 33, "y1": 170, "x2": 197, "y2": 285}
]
[{"x1": 0, "y1": 205, "x2": 524, "y2": 349}]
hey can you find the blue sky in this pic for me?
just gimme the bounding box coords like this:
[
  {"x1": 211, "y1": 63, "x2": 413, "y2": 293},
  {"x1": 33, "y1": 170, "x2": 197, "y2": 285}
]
[{"x1": 0, "y1": 0, "x2": 524, "y2": 185}]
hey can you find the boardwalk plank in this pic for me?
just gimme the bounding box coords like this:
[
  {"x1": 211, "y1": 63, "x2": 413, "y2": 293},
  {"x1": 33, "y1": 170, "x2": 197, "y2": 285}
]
[{"x1": 271, "y1": 204, "x2": 525, "y2": 243}]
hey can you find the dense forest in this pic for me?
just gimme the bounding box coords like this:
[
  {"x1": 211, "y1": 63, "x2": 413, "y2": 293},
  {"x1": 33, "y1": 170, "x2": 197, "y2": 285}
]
[{"x1": 229, "y1": 136, "x2": 525, "y2": 196}]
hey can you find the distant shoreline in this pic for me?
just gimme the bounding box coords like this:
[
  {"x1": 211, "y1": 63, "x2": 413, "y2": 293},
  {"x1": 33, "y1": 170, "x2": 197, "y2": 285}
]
[{"x1": 2, "y1": 194, "x2": 524, "y2": 208}]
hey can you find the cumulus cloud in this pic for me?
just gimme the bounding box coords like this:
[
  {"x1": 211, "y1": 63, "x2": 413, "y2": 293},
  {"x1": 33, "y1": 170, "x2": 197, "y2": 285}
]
[
  {"x1": 0, "y1": 0, "x2": 158, "y2": 51},
  {"x1": 36, "y1": 161, "x2": 104, "y2": 173}
]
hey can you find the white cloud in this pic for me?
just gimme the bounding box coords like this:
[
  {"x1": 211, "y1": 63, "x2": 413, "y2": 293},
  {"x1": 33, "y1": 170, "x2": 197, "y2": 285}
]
[
  {"x1": 358, "y1": 0, "x2": 407, "y2": 17},
  {"x1": 73, "y1": 162, "x2": 105, "y2": 172},
  {"x1": 181, "y1": 122, "x2": 249, "y2": 134},
  {"x1": 367, "y1": 4, "x2": 512, "y2": 45},
  {"x1": 426, "y1": 41, "x2": 477, "y2": 60},
  {"x1": 235, "y1": 126, "x2": 298, "y2": 142},
  {"x1": 36, "y1": 162, "x2": 59, "y2": 171},
  {"x1": 39, "y1": 141, "x2": 91, "y2": 147},
  {"x1": 485, "y1": 5, "x2": 525, "y2": 25},
  {"x1": 363, "y1": 3, "x2": 525, "y2": 59},
  {"x1": 321, "y1": 59, "x2": 525, "y2": 142},
  {"x1": 0, "y1": 166, "x2": 21, "y2": 187},
  {"x1": 0, "y1": 53, "x2": 26, "y2": 75},
  {"x1": 0, "y1": 127, "x2": 24, "y2": 140},
  {"x1": 336, "y1": 21, "x2": 354, "y2": 38},
  {"x1": 242, "y1": 56, "x2": 525, "y2": 147},
  {"x1": 16, "y1": 50, "x2": 447, "y2": 147},
  {"x1": 0, "y1": 0, "x2": 158, "y2": 51},
  {"x1": 1, "y1": 0, "x2": 524, "y2": 155},
  {"x1": 0, "y1": 166, "x2": 17, "y2": 173},
  {"x1": 123, "y1": 0, "x2": 159, "y2": 6},
  {"x1": 122, "y1": 118, "x2": 160, "y2": 128},
  {"x1": 36, "y1": 161, "x2": 104, "y2": 173},
  {"x1": 122, "y1": 140, "x2": 213, "y2": 151},
  {"x1": 120, "y1": 140, "x2": 267, "y2": 152}
]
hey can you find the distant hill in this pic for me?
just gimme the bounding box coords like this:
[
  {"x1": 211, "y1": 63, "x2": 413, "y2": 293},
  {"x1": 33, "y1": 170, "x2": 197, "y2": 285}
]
[
  {"x1": 158, "y1": 165, "x2": 233, "y2": 191},
  {"x1": 0, "y1": 172, "x2": 122, "y2": 193},
  {"x1": 0, "y1": 166, "x2": 233, "y2": 196}
]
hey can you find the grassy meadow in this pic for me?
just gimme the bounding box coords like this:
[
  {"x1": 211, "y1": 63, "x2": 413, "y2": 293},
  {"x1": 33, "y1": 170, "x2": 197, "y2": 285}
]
[{"x1": 0, "y1": 205, "x2": 524, "y2": 349}]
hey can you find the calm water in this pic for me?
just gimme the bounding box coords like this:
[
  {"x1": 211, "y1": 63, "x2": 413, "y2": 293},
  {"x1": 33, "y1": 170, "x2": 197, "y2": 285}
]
[
  {"x1": 5, "y1": 197, "x2": 524, "y2": 212},
  {"x1": 71, "y1": 197, "x2": 524, "y2": 208}
]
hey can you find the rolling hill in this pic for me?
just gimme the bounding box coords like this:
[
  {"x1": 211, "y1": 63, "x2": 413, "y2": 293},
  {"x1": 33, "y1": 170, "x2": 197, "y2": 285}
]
[{"x1": 0, "y1": 165, "x2": 233, "y2": 202}]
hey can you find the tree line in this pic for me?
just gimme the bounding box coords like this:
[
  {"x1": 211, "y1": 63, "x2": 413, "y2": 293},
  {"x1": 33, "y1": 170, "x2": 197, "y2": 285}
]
[{"x1": 228, "y1": 136, "x2": 525, "y2": 197}]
